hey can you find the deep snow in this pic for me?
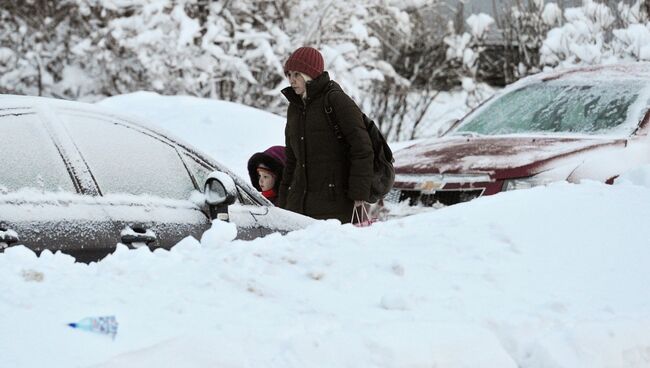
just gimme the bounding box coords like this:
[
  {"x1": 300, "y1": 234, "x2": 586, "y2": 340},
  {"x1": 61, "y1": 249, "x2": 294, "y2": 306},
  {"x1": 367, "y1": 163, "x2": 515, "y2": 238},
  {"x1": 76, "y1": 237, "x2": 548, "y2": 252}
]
[
  {"x1": 2, "y1": 179, "x2": 650, "y2": 368},
  {"x1": 1, "y1": 94, "x2": 650, "y2": 368}
]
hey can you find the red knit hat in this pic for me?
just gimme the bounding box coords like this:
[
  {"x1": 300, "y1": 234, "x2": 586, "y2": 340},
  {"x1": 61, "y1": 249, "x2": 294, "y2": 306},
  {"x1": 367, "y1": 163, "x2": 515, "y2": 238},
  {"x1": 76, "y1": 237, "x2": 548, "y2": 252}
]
[{"x1": 284, "y1": 47, "x2": 324, "y2": 79}]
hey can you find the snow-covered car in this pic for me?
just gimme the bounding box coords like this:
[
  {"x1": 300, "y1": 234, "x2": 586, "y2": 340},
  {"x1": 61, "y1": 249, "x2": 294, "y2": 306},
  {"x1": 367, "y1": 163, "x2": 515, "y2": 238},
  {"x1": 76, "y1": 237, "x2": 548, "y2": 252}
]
[
  {"x1": 390, "y1": 63, "x2": 650, "y2": 207},
  {"x1": 0, "y1": 95, "x2": 312, "y2": 263}
]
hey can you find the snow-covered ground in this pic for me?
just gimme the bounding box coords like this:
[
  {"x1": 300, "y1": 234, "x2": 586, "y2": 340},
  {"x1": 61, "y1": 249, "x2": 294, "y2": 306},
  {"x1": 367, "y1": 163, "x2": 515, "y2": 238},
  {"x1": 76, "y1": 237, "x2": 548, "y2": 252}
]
[{"x1": 2, "y1": 94, "x2": 650, "y2": 368}]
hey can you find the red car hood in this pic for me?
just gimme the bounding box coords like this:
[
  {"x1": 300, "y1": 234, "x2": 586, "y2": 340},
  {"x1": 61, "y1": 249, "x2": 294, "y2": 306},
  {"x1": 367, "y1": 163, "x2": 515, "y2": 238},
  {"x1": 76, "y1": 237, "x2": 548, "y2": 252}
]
[{"x1": 394, "y1": 135, "x2": 626, "y2": 178}]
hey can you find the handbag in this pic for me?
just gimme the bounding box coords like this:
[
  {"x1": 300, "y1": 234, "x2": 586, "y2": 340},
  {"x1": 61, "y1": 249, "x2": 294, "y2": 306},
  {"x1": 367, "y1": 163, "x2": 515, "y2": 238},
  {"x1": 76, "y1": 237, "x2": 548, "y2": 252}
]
[{"x1": 351, "y1": 202, "x2": 374, "y2": 227}]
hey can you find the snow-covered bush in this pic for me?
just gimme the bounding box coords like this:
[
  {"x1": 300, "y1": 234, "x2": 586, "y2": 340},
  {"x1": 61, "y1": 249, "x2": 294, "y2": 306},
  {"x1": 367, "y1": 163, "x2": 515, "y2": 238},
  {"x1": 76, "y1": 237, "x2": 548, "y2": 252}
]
[
  {"x1": 500, "y1": 0, "x2": 558, "y2": 81},
  {"x1": 284, "y1": 0, "x2": 411, "y2": 102},
  {"x1": 5, "y1": 0, "x2": 650, "y2": 141},
  {"x1": 106, "y1": 1, "x2": 204, "y2": 93},
  {"x1": 198, "y1": 0, "x2": 412, "y2": 114},
  {"x1": 348, "y1": 1, "x2": 437, "y2": 140},
  {"x1": 443, "y1": 13, "x2": 495, "y2": 109},
  {"x1": 0, "y1": 0, "x2": 413, "y2": 113},
  {"x1": 0, "y1": 1, "x2": 97, "y2": 98},
  {"x1": 198, "y1": 0, "x2": 292, "y2": 111},
  {"x1": 612, "y1": 1, "x2": 650, "y2": 61},
  {"x1": 540, "y1": 0, "x2": 650, "y2": 68}
]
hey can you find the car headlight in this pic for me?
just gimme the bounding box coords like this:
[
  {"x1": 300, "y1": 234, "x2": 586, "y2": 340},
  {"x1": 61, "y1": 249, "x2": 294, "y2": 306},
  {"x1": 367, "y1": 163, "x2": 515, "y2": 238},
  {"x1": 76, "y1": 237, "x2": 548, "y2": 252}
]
[{"x1": 502, "y1": 177, "x2": 554, "y2": 191}]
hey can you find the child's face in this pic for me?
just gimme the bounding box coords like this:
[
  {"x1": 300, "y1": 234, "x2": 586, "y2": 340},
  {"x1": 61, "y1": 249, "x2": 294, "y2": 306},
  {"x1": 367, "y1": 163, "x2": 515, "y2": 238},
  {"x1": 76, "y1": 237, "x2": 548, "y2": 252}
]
[{"x1": 258, "y1": 171, "x2": 275, "y2": 191}]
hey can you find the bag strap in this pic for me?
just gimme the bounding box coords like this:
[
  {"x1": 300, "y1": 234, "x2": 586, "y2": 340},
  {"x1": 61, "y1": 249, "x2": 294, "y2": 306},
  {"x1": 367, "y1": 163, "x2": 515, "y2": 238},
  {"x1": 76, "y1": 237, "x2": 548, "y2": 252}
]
[
  {"x1": 351, "y1": 205, "x2": 360, "y2": 224},
  {"x1": 351, "y1": 203, "x2": 372, "y2": 226},
  {"x1": 323, "y1": 83, "x2": 345, "y2": 141}
]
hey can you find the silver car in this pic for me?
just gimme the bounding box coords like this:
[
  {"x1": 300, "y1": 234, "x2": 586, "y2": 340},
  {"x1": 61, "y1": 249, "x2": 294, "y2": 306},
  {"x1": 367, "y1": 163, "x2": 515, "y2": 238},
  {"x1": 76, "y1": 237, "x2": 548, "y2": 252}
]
[{"x1": 0, "y1": 95, "x2": 312, "y2": 262}]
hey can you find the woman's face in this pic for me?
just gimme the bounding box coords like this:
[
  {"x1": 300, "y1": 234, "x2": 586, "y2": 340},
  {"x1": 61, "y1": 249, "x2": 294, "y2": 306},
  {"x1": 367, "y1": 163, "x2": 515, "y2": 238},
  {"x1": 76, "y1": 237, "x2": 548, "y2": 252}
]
[
  {"x1": 287, "y1": 71, "x2": 306, "y2": 95},
  {"x1": 258, "y1": 171, "x2": 276, "y2": 191}
]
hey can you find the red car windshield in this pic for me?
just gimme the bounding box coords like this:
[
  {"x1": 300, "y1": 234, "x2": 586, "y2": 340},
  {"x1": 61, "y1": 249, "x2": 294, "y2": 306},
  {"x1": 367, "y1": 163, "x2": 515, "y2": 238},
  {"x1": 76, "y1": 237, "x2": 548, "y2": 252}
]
[{"x1": 454, "y1": 79, "x2": 648, "y2": 136}]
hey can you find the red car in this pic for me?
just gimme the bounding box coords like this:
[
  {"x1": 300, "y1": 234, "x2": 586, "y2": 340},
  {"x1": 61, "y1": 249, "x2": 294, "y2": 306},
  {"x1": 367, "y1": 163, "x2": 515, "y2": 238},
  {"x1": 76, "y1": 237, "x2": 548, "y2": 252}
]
[{"x1": 391, "y1": 63, "x2": 650, "y2": 207}]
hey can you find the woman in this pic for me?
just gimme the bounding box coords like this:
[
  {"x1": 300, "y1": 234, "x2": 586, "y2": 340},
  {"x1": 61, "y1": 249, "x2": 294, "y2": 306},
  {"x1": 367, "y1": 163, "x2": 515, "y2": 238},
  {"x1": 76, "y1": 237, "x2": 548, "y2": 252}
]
[{"x1": 278, "y1": 46, "x2": 374, "y2": 224}]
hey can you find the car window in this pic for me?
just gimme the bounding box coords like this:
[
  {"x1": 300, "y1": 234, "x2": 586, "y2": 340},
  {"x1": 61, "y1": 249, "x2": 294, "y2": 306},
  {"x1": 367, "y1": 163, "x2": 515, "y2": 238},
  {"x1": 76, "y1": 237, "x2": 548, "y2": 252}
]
[
  {"x1": 0, "y1": 112, "x2": 75, "y2": 193},
  {"x1": 60, "y1": 113, "x2": 196, "y2": 199},
  {"x1": 182, "y1": 153, "x2": 212, "y2": 190},
  {"x1": 237, "y1": 186, "x2": 259, "y2": 205},
  {"x1": 455, "y1": 80, "x2": 648, "y2": 136}
]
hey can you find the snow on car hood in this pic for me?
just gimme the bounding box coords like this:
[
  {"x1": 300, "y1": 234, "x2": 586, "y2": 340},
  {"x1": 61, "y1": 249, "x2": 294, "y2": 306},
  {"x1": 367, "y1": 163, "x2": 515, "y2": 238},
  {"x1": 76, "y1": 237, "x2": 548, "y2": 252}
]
[{"x1": 394, "y1": 135, "x2": 626, "y2": 177}]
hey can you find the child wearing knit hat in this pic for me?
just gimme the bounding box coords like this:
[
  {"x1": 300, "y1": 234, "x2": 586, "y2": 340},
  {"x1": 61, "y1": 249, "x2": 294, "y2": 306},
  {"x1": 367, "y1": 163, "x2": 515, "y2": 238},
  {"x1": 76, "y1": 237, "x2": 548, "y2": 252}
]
[{"x1": 247, "y1": 146, "x2": 286, "y2": 205}]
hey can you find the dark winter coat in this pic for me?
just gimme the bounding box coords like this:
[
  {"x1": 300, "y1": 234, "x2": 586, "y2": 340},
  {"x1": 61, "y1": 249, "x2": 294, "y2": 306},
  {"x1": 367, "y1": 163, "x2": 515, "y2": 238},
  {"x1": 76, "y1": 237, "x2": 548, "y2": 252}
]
[
  {"x1": 247, "y1": 146, "x2": 286, "y2": 205},
  {"x1": 278, "y1": 72, "x2": 374, "y2": 223}
]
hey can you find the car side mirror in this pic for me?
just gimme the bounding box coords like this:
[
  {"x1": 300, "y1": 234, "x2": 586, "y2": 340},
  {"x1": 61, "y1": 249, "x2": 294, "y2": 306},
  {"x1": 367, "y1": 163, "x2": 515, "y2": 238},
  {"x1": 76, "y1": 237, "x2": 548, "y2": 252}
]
[{"x1": 204, "y1": 171, "x2": 237, "y2": 222}]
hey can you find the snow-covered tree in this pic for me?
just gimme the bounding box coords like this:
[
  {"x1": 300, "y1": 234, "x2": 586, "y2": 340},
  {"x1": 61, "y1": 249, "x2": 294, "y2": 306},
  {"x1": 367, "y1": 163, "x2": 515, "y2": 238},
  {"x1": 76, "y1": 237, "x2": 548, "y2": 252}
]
[
  {"x1": 0, "y1": 0, "x2": 97, "y2": 98},
  {"x1": 362, "y1": 1, "x2": 447, "y2": 140},
  {"x1": 540, "y1": 0, "x2": 650, "y2": 68},
  {"x1": 443, "y1": 12, "x2": 495, "y2": 109},
  {"x1": 612, "y1": 1, "x2": 650, "y2": 61},
  {"x1": 199, "y1": 0, "x2": 292, "y2": 111},
  {"x1": 108, "y1": 1, "x2": 203, "y2": 93},
  {"x1": 500, "y1": 0, "x2": 558, "y2": 81},
  {"x1": 5, "y1": 0, "x2": 650, "y2": 142},
  {"x1": 281, "y1": 0, "x2": 411, "y2": 103}
]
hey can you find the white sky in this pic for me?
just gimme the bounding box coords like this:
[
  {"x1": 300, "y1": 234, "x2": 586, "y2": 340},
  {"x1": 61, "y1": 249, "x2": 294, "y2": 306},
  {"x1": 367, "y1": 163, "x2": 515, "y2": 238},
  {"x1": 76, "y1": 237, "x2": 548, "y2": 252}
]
[{"x1": 1, "y1": 93, "x2": 649, "y2": 368}]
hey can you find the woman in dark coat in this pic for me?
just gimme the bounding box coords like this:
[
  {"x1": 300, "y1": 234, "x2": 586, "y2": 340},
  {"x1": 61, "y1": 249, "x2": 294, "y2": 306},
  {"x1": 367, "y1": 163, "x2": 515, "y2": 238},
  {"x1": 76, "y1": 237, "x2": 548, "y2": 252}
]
[
  {"x1": 278, "y1": 46, "x2": 374, "y2": 223},
  {"x1": 247, "y1": 145, "x2": 286, "y2": 205}
]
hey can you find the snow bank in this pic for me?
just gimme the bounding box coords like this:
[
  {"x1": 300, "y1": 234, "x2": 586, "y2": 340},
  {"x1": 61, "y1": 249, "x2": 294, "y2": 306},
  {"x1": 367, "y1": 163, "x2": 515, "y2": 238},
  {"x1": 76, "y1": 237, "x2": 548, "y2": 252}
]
[
  {"x1": 2, "y1": 180, "x2": 650, "y2": 367},
  {"x1": 615, "y1": 164, "x2": 650, "y2": 188}
]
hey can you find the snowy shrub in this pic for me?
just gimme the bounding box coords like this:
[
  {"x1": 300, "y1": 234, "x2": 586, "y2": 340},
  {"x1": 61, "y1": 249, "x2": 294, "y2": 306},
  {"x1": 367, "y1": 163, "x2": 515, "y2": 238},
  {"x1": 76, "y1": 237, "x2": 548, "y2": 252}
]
[
  {"x1": 358, "y1": 1, "x2": 452, "y2": 141},
  {"x1": 5, "y1": 0, "x2": 650, "y2": 142},
  {"x1": 284, "y1": 0, "x2": 411, "y2": 101},
  {"x1": 498, "y1": 0, "x2": 558, "y2": 82},
  {"x1": 0, "y1": 1, "x2": 92, "y2": 97},
  {"x1": 0, "y1": 0, "x2": 417, "y2": 117},
  {"x1": 443, "y1": 13, "x2": 495, "y2": 109},
  {"x1": 540, "y1": 0, "x2": 650, "y2": 68},
  {"x1": 198, "y1": 0, "x2": 293, "y2": 111},
  {"x1": 612, "y1": 23, "x2": 650, "y2": 61},
  {"x1": 108, "y1": 1, "x2": 203, "y2": 92}
]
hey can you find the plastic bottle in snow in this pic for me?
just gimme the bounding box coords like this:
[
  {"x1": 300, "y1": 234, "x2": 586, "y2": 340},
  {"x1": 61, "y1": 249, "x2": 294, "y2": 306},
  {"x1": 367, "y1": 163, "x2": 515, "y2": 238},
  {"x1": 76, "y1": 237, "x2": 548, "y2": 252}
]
[{"x1": 68, "y1": 315, "x2": 118, "y2": 339}]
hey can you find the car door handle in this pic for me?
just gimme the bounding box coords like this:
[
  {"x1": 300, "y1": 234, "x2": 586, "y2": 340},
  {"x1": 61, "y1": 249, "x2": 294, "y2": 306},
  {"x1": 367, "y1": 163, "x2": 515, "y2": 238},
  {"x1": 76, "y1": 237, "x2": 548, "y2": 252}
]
[
  {"x1": 120, "y1": 226, "x2": 157, "y2": 246},
  {"x1": 0, "y1": 227, "x2": 20, "y2": 247}
]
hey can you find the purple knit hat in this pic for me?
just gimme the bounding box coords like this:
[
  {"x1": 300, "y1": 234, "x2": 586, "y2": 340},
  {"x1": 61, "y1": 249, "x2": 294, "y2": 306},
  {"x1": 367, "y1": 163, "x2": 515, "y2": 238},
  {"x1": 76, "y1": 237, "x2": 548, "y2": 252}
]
[
  {"x1": 247, "y1": 146, "x2": 286, "y2": 191},
  {"x1": 263, "y1": 145, "x2": 286, "y2": 166}
]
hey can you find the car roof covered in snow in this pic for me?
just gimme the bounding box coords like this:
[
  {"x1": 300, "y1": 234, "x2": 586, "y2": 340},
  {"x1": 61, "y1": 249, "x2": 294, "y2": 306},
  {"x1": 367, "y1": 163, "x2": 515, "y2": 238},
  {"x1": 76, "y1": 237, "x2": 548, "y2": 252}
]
[
  {"x1": 0, "y1": 94, "x2": 258, "y2": 197},
  {"x1": 509, "y1": 62, "x2": 650, "y2": 91}
]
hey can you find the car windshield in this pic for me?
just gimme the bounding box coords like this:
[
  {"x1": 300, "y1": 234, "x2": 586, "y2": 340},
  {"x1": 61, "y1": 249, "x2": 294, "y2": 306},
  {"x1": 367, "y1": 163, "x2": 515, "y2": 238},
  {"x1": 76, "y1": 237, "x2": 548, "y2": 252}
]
[{"x1": 453, "y1": 79, "x2": 649, "y2": 136}]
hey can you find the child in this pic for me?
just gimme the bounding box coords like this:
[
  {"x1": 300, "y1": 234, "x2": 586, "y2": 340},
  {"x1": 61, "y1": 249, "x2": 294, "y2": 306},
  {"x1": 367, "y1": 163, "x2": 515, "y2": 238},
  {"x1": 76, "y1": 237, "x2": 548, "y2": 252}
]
[{"x1": 247, "y1": 146, "x2": 286, "y2": 205}]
